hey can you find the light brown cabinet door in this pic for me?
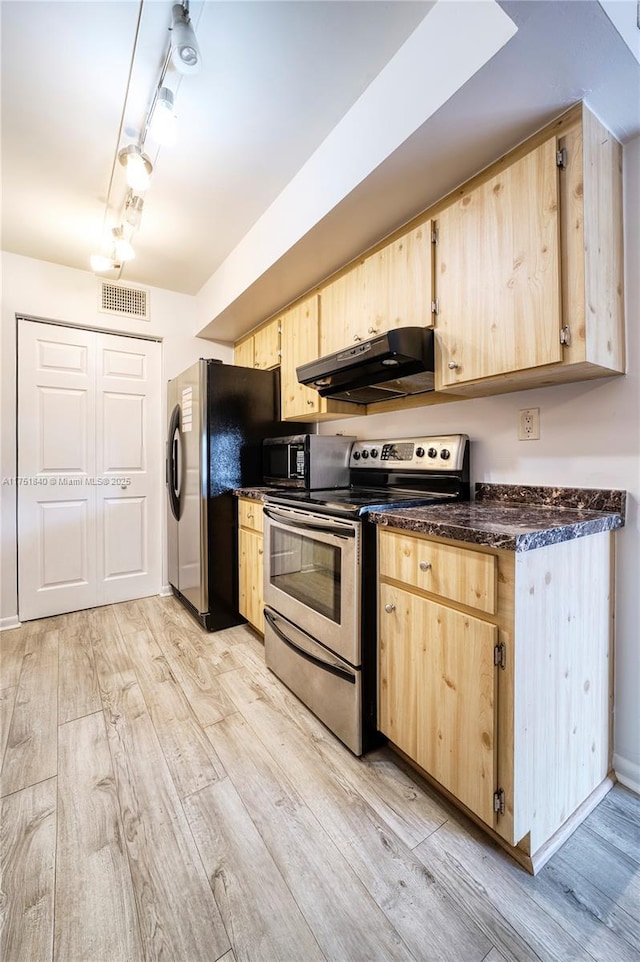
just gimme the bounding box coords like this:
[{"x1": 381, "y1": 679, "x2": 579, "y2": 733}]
[
  {"x1": 319, "y1": 260, "x2": 367, "y2": 356},
  {"x1": 363, "y1": 222, "x2": 433, "y2": 335},
  {"x1": 435, "y1": 137, "x2": 562, "y2": 387},
  {"x1": 379, "y1": 582, "x2": 498, "y2": 826},
  {"x1": 238, "y1": 528, "x2": 264, "y2": 631},
  {"x1": 281, "y1": 296, "x2": 322, "y2": 418},
  {"x1": 234, "y1": 338, "x2": 255, "y2": 369},
  {"x1": 253, "y1": 319, "x2": 280, "y2": 370}
]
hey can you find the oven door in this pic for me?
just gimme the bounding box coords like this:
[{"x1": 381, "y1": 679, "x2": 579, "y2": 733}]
[{"x1": 263, "y1": 503, "x2": 361, "y2": 666}]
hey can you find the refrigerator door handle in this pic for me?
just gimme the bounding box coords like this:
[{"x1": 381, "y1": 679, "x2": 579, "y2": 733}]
[{"x1": 167, "y1": 404, "x2": 182, "y2": 521}]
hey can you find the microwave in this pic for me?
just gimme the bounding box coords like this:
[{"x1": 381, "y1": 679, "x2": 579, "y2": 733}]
[{"x1": 262, "y1": 434, "x2": 355, "y2": 489}]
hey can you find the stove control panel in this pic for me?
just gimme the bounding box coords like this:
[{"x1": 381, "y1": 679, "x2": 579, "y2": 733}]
[{"x1": 349, "y1": 435, "x2": 468, "y2": 472}]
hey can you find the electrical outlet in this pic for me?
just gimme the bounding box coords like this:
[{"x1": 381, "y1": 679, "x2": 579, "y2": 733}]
[{"x1": 518, "y1": 407, "x2": 540, "y2": 440}]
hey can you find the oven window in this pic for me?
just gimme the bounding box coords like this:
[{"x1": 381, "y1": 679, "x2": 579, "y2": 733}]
[{"x1": 269, "y1": 528, "x2": 341, "y2": 623}]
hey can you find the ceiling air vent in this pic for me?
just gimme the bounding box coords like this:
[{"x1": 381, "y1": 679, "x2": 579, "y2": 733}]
[{"x1": 99, "y1": 282, "x2": 149, "y2": 320}]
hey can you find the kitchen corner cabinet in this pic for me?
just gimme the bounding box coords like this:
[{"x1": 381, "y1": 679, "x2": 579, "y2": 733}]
[
  {"x1": 378, "y1": 526, "x2": 614, "y2": 872},
  {"x1": 234, "y1": 318, "x2": 280, "y2": 370},
  {"x1": 237, "y1": 498, "x2": 265, "y2": 632},
  {"x1": 320, "y1": 222, "x2": 434, "y2": 356},
  {"x1": 434, "y1": 103, "x2": 624, "y2": 395},
  {"x1": 280, "y1": 295, "x2": 363, "y2": 421}
]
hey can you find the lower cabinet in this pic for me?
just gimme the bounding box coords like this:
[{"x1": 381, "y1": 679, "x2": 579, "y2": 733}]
[
  {"x1": 238, "y1": 498, "x2": 265, "y2": 632},
  {"x1": 378, "y1": 526, "x2": 614, "y2": 870}
]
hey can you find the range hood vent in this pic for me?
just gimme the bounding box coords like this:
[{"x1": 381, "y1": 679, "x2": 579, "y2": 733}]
[{"x1": 297, "y1": 327, "x2": 435, "y2": 404}]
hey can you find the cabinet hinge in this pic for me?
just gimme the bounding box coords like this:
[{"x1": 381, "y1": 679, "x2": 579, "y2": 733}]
[
  {"x1": 556, "y1": 148, "x2": 567, "y2": 169},
  {"x1": 494, "y1": 642, "x2": 506, "y2": 670},
  {"x1": 431, "y1": 298, "x2": 440, "y2": 316},
  {"x1": 277, "y1": 324, "x2": 282, "y2": 335},
  {"x1": 277, "y1": 349, "x2": 282, "y2": 358},
  {"x1": 493, "y1": 788, "x2": 506, "y2": 816},
  {"x1": 431, "y1": 227, "x2": 439, "y2": 244},
  {"x1": 560, "y1": 325, "x2": 571, "y2": 346}
]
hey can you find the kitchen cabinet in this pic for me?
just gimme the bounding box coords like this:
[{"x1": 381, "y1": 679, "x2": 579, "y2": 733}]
[
  {"x1": 434, "y1": 103, "x2": 624, "y2": 394},
  {"x1": 234, "y1": 318, "x2": 280, "y2": 370},
  {"x1": 280, "y1": 294, "x2": 363, "y2": 421},
  {"x1": 238, "y1": 498, "x2": 265, "y2": 632},
  {"x1": 378, "y1": 525, "x2": 614, "y2": 872},
  {"x1": 320, "y1": 223, "x2": 433, "y2": 356}
]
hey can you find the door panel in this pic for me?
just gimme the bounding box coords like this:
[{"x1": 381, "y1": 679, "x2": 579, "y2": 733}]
[
  {"x1": 18, "y1": 321, "x2": 161, "y2": 620},
  {"x1": 95, "y1": 331, "x2": 161, "y2": 605}
]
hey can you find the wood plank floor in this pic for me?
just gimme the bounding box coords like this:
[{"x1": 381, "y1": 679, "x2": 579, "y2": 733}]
[{"x1": 1, "y1": 596, "x2": 639, "y2": 962}]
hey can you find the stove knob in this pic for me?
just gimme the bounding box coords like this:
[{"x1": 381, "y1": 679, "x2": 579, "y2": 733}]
[
  {"x1": 427, "y1": 447, "x2": 438, "y2": 459},
  {"x1": 440, "y1": 448, "x2": 451, "y2": 460},
  {"x1": 361, "y1": 450, "x2": 370, "y2": 459},
  {"x1": 353, "y1": 451, "x2": 361, "y2": 460},
  {"x1": 415, "y1": 446, "x2": 425, "y2": 458},
  {"x1": 370, "y1": 448, "x2": 379, "y2": 458}
]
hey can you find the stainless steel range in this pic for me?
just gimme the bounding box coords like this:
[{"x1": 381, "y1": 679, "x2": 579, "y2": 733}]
[{"x1": 263, "y1": 435, "x2": 470, "y2": 755}]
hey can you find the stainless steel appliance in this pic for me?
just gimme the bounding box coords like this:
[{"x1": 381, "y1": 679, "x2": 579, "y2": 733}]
[
  {"x1": 263, "y1": 434, "x2": 470, "y2": 755},
  {"x1": 166, "y1": 358, "x2": 301, "y2": 631},
  {"x1": 296, "y1": 326, "x2": 435, "y2": 403},
  {"x1": 262, "y1": 433, "x2": 355, "y2": 489}
]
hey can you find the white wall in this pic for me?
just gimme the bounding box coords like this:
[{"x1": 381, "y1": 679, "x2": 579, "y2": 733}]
[
  {"x1": 0, "y1": 252, "x2": 232, "y2": 626},
  {"x1": 320, "y1": 135, "x2": 640, "y2": 792}
]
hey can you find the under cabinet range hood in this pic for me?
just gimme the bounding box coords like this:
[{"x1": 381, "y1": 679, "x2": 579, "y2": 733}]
[{"x1": 297, "y1": 326, "x2": 435, "y2": 404}]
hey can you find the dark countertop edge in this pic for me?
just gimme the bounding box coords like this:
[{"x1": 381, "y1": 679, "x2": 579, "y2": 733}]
[
  {"x1": 367, "y1": 508, "x2": 623, "y2": 552},
  {"x1": 234, "y1": 487, "x2": 282, "y2": 501}
]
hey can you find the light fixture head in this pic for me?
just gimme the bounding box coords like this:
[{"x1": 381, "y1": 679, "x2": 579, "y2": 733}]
[
  {"x1": 148, "y1": 86, "x2": 177, "y2": 146},
  {"x1": 90, "y1": 253, "x2": 116, "y2": 273},
  {"x1": 118, "y1": 144, "x2": 153, "y2": 191},
  {"x1": 124, "y1": 192, "x2": 144, "y2": 229},
  {"x1": 171, "y1": 4, "x2": 201, "y2": 75},
  {"x1": 111, "y1": 226, "x2": 136, "y2": 262}
]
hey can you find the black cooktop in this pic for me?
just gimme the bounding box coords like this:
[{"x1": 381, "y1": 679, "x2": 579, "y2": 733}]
[{"x1": 266, "y1": 486, "x2": 459, "y2": 518}]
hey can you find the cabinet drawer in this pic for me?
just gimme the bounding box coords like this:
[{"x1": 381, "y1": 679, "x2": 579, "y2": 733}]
[
  {"x1": 378, "y1": 529, "x2": 497, "y2": 614},
  {"x1": 238, "y1": 498, "x2": 264, "y2": 533}
]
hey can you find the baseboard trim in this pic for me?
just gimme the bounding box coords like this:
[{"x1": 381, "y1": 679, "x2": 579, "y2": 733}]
[
  {"x1": 159, "y1": 585, "x2": 173, "y2": 598},
  {"x1": 0, "y1": 616, "x2": 22, "y2": 632},
  {"x1": 613, "y1": 753, "x2": 640, "y2": 796}
]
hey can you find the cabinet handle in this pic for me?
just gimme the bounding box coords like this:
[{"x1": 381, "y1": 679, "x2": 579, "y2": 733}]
[
  {"x1": 419, "y1": 561, "x2": 432, "y2": 572},
  {"x1": 384, "y1": 603, "x2": 396, "y2": 614},
  {"x1": 367, "y1": 326, "x2": 378, "y2": 334},
  {"x1": 353, "y1": 334, "x2": 362, "y2": 342},
  {"x1": 247, "y1": 512, "x2": 254, "y2": 519},
  {"x1": 258, "y1": 548, "x2": 263, "y2": 555},
  {"x1": 448, "y1": 361, "x2": 460, "y2": 370},
  {"x1": 306, "y1": 399, "x2": 314, "y2": 405}
]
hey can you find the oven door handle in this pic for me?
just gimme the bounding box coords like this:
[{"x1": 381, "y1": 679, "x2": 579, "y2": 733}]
[
  {"x1": 264, "y1": 610, "x2": 356, "y2": 684},
  {"x1": 263, "y1": 506, "x2": 356, "y2": 539}
]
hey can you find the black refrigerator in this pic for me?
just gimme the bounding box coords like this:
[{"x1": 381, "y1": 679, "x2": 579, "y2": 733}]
[{"x1": 166, "y1": 358, "x2": 300, "y2": 631}]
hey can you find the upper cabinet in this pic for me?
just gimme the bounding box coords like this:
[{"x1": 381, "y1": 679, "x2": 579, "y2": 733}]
[
  {"x1": 434, "y1": 104, "x2": 624, "y2": 395},
  {"x1": 435, "y1": 139, "x2": 562, "y2": 387},
  {"x1": 280, "y1": 295, "x2": 362, "y2": 421},
  {"x1": 234, "y1": 318, "x2": 280, "y2": 370},
  {"x1": 320, "y1": 223, "x2": 433, "y2": 356}
]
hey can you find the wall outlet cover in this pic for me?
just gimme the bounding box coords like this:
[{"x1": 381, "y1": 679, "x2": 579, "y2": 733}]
[{"x1": 518, "y1": 407, "x2": 540, "y2": 440}]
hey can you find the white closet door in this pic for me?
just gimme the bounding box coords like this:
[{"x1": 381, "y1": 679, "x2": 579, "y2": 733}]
[
  {"x1": 18, "y1": 323, "x2": 98, "y2": 619},
  {"x1": 18, "y1": 321, "x2": 162, "y2": 620},
  {"x1": 95, "y1": 332, "x2": 161, "y2": 604}
]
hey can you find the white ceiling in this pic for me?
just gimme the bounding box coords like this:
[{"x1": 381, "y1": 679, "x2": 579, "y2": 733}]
[
  {"x1": 1, "y1": 0, "x2": 639, "y2": 342},
  {"x1": 0, "y1": 0, "x2": 433, "y2": 293}
]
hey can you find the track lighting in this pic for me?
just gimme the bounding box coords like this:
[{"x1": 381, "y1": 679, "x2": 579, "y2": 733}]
[
  {"x1": 148, "y1": 87, "x2": 177, "y2": 146},
  {"x1": 90, "y1": 254, "x2": 115, "y2": 273},
  {"x1": 171, "y1": 3, "x2": 201, "y2": 75},
  {"x1": 118, "y1": 144, "x2": 153, "y2": 191}
]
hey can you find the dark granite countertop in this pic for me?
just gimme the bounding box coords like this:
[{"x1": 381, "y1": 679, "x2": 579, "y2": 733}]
[
  {"x1": 234, "y1": 487, "x2": 285, "y2": 501},
  {"x1": 368, "y1": 484, "x2": 626, "y2": 552}
]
